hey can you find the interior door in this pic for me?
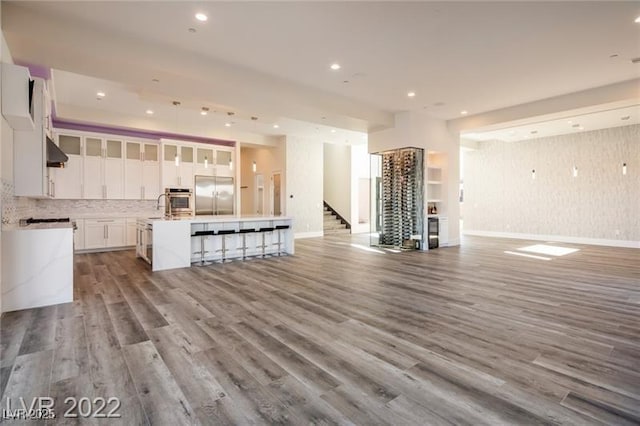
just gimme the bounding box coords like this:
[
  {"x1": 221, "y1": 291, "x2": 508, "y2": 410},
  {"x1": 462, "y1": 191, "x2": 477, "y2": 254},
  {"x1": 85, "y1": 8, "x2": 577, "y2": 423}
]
[
  {"x1": 272, "y1": 173, "x2": 281, "y2": 216},
  {"x1": 255, "y1": 174, "x2": 264, "y2": 215}
]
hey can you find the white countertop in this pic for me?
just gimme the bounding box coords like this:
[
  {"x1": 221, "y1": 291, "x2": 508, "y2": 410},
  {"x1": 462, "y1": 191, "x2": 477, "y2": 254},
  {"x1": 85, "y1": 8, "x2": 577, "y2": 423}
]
[
  {"x1": 143, "y1": 215, "x2": 292, "y2": 224},
  {"x1": 3, "y1": 222, "x2": 74, "y2": 231}
]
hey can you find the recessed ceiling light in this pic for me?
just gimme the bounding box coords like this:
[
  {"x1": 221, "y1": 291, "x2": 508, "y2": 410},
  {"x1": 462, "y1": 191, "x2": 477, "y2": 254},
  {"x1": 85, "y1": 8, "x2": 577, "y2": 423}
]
[
  {"x1": 224, "y1": 123, "x2": 231, "y2": 127},
  {"x1": 530, "y1": 130, "x2": 538, "y2": 134},
  {"x1": 567, "y1": 120, "x2": 573, "y2": 124},
  {"x1": 201, "y1": 107, "x2": 209, "y2": 116},
  {"x1": 330, "y1": 63, "x2": 341, "y2": 71},
  {"x1": 145, "y1": 109, "x2": 154, "y2": 115},
  {"x1": 610, "y1": 54, "x2": 619, "y2": 58},
  {"x1": 273, "y1": 124, "x2": 279, "y2": 129},
  {"x1": 331, "y1": 129, "x2": 336, "y2": 133},
  {"x1": 635, "y1": 15, "x2": 640, "y2": 23},
  {"x1": 152, "y1": 78, "x2": 160, "y2": 83},
  {"x1": 407, "y1": 91, "x2": 416, "y2": 98},
  {"x1": 195, "y1": 13, "x2": 208, "y2": 22},
  {"x1": 460, "y1": 110, "x2": 468, "y2": 115},
  {"x1": 96, "y1": 91, "x2": 105, "y2": 98},
  {"x1": 621, "y1": 115, "x2": 631, "y2": 120},
  {"x1": 188, "y1": 28, "x2": 196, "y2": 33}
]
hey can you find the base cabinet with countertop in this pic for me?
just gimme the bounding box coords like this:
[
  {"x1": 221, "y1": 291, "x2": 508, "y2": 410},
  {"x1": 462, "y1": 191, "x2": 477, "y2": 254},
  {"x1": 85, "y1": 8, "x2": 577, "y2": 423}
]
[
  {"x1": 84, "y1": 218, "x2": 126, "y2": 249},
  {"x1": 138, "y1": 216, "x2": 294, "y2": 271},
  {"x1": 1, "y1": 224, "x2": 73, "y2": 312}
]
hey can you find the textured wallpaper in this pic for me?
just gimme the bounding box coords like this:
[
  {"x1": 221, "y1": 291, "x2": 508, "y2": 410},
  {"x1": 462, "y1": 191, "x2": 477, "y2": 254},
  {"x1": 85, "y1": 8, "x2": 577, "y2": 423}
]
[{"x1": 462, "y1": 124, "x2": 640, "y2": 242}]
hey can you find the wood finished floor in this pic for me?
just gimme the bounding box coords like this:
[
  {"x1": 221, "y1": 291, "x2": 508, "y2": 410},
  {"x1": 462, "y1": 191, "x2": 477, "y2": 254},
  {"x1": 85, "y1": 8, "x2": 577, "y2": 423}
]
[{"x1": 1, "y1": 235, "x2": 639, "y2": 425}]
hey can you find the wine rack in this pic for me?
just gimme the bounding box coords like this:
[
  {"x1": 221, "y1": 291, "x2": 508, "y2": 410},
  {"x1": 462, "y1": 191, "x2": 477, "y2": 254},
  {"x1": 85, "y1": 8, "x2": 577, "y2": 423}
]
[{"x1": 375, "y1": 148, "x2": 424, "y2": 249}]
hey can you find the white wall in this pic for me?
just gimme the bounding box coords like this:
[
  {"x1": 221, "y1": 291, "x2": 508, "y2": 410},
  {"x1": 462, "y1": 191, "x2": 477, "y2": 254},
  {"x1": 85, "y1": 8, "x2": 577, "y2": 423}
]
[
  {"x1": 1, "y1": 19, "x2": 11, "y2": 313},
  {"x1": 285, "y1": 136, "x2": 323, "y2": 237},
  {"x1": 350, "y1": 144, "x2": 370, "y2": 233},
  {"x1": 462, "y1": 124, "x2": 640, "y2": 247},
  {"x1": 323, "y1": 143, "x2": 351, "y2": 221}
]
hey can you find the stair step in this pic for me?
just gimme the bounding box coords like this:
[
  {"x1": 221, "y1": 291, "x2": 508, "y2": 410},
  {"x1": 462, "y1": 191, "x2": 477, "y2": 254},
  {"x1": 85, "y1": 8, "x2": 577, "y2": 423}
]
[{"x1": 324, "y1": 228, "x2": 351, "y2": 235}]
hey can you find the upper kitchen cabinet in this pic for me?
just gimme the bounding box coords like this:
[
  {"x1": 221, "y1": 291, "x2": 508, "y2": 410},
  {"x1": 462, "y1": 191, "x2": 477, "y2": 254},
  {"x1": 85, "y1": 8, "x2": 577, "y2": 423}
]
[
  {"x1": 195, "y1": 147, "x2": 214, "y2": 176},
  {"x1": 52, "y1": 134, "x2": 83, "y2": 199},
  {"x1": 215, "y1": 149, "x2": 234, "y2": 177},
  {"x1": 13, "y1": 78, "x2": 52, "y2": 198},
  {"x1": 124, "y1": 141, "x2": 160, "y2": 200},
  {"x1": 162, "y1": 142, "x2": 194, "y2": 189},
  {"x1": 1, "y1": 63, "x2": 35, "y2": 130},
  {"x1": 83, "y1": 137, "x2": 124, "y2": 199}
]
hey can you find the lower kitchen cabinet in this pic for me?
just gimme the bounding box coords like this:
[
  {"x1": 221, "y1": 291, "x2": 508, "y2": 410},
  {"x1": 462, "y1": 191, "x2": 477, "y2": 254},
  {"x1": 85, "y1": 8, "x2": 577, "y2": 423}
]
[
  {"x1": 126, "y1": 218, "x2": 137, "y2": 246},
  {"x1": 84, "y1": 218, "x2": 126, "y2": 250},
  {"x1": 73, "y1": 219, "x2": 85, "y2": 251}
]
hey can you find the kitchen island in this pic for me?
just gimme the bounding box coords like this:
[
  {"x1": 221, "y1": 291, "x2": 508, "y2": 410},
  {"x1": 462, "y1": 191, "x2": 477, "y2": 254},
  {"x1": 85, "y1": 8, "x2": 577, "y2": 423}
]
[
  {"x1": 137, "y1": 216, "x2": 294, "y2": 271},
  {"x1": 1, "y1": 222, "x2": 74, "y2": 312}
]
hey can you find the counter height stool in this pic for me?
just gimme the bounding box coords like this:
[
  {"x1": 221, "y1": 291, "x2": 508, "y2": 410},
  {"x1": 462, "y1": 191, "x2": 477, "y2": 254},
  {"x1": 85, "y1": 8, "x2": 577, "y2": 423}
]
[
  {"x1": 216, "y1": 229, "x2": 237, "y2": 263},
  {"x1": 256, "y1": 227, "x2": 275, "y2": 258},
  {"x1": 237, "y1": 227, "x2": 255, "y2": 260},
  {"x1": 192, "y1": 230, "x2": 215, "y2": 266},
  {"x1": 273, "y1": 224, "x2": 290, "y2": 256}
]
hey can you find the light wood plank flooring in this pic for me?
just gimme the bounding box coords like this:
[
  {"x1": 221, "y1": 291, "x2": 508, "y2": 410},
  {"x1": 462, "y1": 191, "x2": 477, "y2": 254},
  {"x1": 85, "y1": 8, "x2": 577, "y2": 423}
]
[{"x1": 1, "y1": 235, "x2": 639, "y2": 425}]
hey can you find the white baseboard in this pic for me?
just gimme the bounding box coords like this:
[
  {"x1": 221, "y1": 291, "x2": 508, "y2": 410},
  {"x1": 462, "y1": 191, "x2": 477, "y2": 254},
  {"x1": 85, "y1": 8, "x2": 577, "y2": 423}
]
[
  {"x1": 463, "y1": 230, "x2": 640, "y2": 249},
  {"x1": 294, "y1": 231, "x2": 324, "y2": 239}
]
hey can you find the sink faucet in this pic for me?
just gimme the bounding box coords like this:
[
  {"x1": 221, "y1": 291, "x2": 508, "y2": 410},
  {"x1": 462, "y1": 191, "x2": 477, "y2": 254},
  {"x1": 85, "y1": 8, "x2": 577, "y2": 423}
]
[{"x1": 156, "y1": 193, "x2": 170, "y2": 211}]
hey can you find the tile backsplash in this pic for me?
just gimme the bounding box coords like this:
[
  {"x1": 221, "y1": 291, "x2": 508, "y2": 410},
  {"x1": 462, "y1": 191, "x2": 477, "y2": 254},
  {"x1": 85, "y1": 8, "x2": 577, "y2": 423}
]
[
  {"x1": 1, "y1": 179, "x2": 159, "y2": 223},
  {"x1": 1, "y1": 179, "x2": 37, "y2": 224}
]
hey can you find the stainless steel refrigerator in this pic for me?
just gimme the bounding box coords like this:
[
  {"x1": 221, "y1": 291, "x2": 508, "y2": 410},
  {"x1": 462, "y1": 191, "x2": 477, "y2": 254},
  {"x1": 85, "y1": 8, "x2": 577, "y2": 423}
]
[{"x1": 194, "y1": 175, "x2": 235, "y2": 215}]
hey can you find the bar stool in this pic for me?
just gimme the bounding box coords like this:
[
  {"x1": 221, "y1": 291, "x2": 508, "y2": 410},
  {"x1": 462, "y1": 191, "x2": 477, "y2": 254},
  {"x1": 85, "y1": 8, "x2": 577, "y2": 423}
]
[
  {"x1": 256, "y1": 227, "x2": 274, "y2": 258},
  {"x1": 237, "y1": 228, "x2": 255, "y2": 260},
  {"x1": 273, "y1": 224, "x2": 290, "y2": 256},
  {"x1": 192, "y1": 230, "x2": 215, "y2": 266},
  {"x1": 216, "y1": 229, "x2": 236, "y2": 263}
]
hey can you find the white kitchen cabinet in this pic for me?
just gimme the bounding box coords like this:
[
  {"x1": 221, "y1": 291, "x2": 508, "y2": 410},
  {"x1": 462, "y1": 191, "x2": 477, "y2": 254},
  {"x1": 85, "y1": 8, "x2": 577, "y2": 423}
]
[
  {"x1": 13, "y1": 78, "x2": 52, "y2": 198},
  {"x1": 1, "y1": 63, "x2": 35, "y2": 130},
  {"x1": 82, "y1": 137, "x2": 124, "y2": 199},
  {"x1": 83, "y1": 137, "x2": 104, "y2": 199},
  {"x1": 215, "y1": 149, "x2": 234, "y2": 177},
  {"x1": 53, "y1": 134, "x2": 83, "y2": 199},
  {"x1": 126, "y1": 218, "x2": 137, "y2": 246},
  {"x1": 104, "y1": 139, "x2": 124, "y2": 199},
  {"x1": 195, "y1": 146, "x2": 214, "y2": 176},
  {"x1": 126, "y1": 141, "x2": 161, "y2": 200},
  {"x1": 73, "y1": 219, "x2": 85, "y2": 251},
  {"x1": 84, "y1": 218, "x2": 126, "y2": 249},
  {"x1": 142, "y1": 143, "x2": 160, "y2": 200},
  {"x1": 162, "y1": 143, "x2": 194, "y2": 188},
  {"x1": 179, "y1": 145, "x2": 194, "y2": 187},
  {"x1": 125, "y1": 141, "x2": 143, "y2": 199}
]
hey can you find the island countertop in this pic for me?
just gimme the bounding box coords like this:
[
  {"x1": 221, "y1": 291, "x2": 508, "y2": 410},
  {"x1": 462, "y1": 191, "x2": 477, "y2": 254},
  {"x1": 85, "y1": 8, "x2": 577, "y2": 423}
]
[{"x1": 141, "y1": 215, "x2": 292, "y2": 224}]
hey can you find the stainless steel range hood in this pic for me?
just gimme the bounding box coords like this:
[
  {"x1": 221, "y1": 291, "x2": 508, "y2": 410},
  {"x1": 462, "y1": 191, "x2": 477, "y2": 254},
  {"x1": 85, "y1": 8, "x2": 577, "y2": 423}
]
[{"x1": 46, "y1": 136, "x2": 68, "y2": 168}]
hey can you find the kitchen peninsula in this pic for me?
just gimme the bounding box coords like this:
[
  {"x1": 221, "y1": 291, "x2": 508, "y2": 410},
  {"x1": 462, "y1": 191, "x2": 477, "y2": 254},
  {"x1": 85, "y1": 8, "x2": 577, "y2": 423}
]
[{"x1": 137, "y1": 216, "x2": 294, "y2": 271}]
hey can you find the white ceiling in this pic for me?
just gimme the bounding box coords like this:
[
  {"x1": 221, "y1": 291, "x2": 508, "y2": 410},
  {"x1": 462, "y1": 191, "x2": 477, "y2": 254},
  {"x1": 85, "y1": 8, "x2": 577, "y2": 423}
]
[
  {"x1": 462, "y1": 105, "x2": 640, "y2": 142},
  {"x1": 3, "y1": 1, "x2": 640, "y2": 138}
]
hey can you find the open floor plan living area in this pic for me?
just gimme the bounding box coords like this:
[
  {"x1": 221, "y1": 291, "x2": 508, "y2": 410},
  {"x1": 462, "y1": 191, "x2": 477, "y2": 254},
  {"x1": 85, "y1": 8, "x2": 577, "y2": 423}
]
[{"x1": 0, "y1": 1, "x2": 639, "y2": 425}]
